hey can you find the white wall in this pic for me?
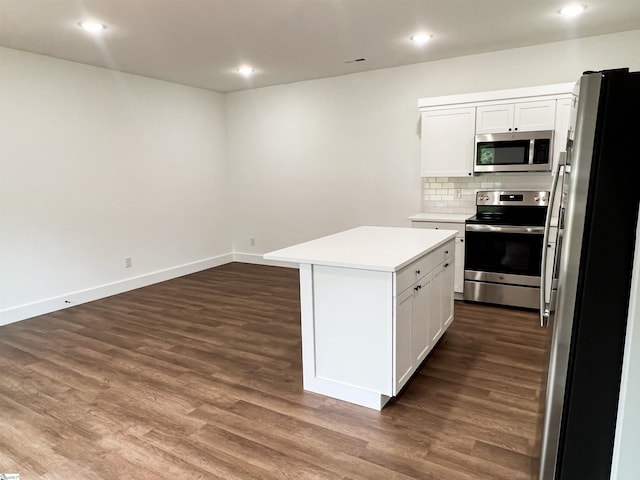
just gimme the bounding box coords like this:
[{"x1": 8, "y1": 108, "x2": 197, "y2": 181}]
[
  {"x1": 0, "y1": 47, "x2": 231, "y2": 323},
  {"x1": 226, "y1": 30, "x2": 640, "y2": 257},
  {"x1": 3, "y1": 30, "x2": 640, "y2": 324}
]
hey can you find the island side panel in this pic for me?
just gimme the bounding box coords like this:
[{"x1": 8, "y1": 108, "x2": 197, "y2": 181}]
[
  {"x1": 298, "y1": 264, "x2": 316, "y2": 391},
  {"x1": 312, "y1": 265, "x2": 394, "y2": 396}
]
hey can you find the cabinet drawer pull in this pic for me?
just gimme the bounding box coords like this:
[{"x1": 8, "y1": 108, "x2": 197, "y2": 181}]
[
  {"x1": 444, "y1": 262, "x2": 450, "y2": 268},
  {"x1": 414, "y1": 285, "x2": 421, "y2": 291},
  {"x1": 416, "y1": 269, "x2": 421, "y2": 275},
  {"x1": 445, "y1": 250, "x2": 449, "y2": 255}
]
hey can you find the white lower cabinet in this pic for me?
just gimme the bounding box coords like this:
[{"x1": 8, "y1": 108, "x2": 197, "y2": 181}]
[
  {"x1": 395, "y1": 286, "x2": 415, "y2": 392},
  {"x1": 443, "y1": 258, "x2": 455, "y2": 329},
  {"x1": 454, "y1": 236, "x2": 465, "y2": 295},
  {"x1": 430, "y1": 262, "x2": 445, "y2": 345},
  {"x1": 395, "y1": 271, "x2": 433, "y2": 393},
  {"x1": 394, "y1": 242, "x2": 454, "y2": 395},
  {"x1": 412, "y1": 273, "x2": 433, "y2": 365},
  {"x1": 429, "y1": 258, "x2": 454, "y2": 344}
]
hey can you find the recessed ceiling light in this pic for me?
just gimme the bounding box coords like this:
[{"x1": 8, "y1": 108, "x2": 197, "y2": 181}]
[
  {"x1": 78, "y1": 21, "x2": 106, "y2": 32},
  {"x1": 410, "y1": 33, "x2": 433, "y2": 46},
  {"x1": 557, "y1": 4, "x2": 587, "y2": 17},
  {"x1": 236, "y1": 65, "x2": 255, "y2": 76}
]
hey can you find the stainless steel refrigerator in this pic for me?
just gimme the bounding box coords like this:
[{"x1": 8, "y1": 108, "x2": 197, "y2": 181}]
[{"x1": 538, "y1": 68, "x2": 640, "y2": 479}]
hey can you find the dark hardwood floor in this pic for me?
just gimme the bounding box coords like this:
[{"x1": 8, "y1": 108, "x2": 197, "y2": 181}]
[{"x1": 0, "y1": 263, "x2": 550, "y2": 479}]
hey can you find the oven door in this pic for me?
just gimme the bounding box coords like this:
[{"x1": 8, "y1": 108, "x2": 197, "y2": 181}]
[
  {"x1": 464, "y1": 224, "x2": 545, "y2": 308},
  {"x1": 465, "y1": 224, "x2": 545, "y2": 277}
]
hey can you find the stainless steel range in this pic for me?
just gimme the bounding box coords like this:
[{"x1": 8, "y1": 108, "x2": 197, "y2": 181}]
[{"x1": 464, "y1": 190, "x2": 549, "y2": 309}]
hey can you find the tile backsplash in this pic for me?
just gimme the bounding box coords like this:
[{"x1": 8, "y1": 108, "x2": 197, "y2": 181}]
[{"x1": 423, "y1": 173, "x2": 552, "y2": 213}]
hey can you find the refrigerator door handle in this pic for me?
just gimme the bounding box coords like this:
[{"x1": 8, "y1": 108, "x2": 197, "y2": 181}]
[{"x1": 540, "y1": 152, "x2": 566, "y2": 327}]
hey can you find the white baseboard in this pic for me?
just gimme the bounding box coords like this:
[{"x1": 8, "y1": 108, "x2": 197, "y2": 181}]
[
  {"x1": 0, "y1": 253, "x2": 234, "y2": 326},
  {"x1": 233, "y1": 252, "x2": 298, "y2": 269}
]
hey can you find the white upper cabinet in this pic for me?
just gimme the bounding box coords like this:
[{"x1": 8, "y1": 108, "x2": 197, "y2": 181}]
[
  {"x1": 515, "y1": 100, "x2": 557, "y2": 131},
  {"x1": 474, "y1": 104, "x2": 514, "y2": 133},
  {"x1": 420, "y1": 107, "x2": 475, "y2": 177},
  {"x1": 418, "y1": 83, "x2": 574, "y2": 178},
  {"x1": 476, "y1": 100, "x2": 557, "y2": 134}
]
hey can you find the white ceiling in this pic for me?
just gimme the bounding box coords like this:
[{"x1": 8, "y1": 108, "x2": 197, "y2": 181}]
[{"x1": 2, "y1": 1, "x2": 640, "y2": 93}]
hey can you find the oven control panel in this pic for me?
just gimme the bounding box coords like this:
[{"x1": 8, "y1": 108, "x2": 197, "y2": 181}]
[{"x1": 476, "y1": 190, "x2": 549, "y2": 207}]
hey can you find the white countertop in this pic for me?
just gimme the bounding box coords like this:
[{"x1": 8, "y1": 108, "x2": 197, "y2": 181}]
[
  {"x1": 263, "y1": 226, "x2": 457, "y2": 272},
  {"x1": 408, "y1": 213, "x2": 474, "y2": 223}
]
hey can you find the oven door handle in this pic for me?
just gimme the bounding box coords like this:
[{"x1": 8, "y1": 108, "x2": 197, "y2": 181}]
[
  {"x1": 540, "y1": 152, "x2": 566, "y2": 327},
  {"x1": 465, "y1": 224, "x2": 544, "y2": 234}
]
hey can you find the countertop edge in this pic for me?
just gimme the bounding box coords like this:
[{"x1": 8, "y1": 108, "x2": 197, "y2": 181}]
[
  {"x1": 393, "y1": 233, "x2": 457, "y2": 271},
  {"x1": 263, "y1": 231, "x2": 457, "y2": 272},
  {"x1": 408, "y1": 213, "x2": 474, "y2": 223}
]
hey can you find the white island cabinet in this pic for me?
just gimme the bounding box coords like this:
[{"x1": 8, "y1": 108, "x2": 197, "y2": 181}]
[{"x1": 263, "y1": 226, "x2": 457, "y2": 410}]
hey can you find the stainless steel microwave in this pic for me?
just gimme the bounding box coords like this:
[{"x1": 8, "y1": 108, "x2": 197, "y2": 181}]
[{"x1": 475, "y1": 130, "x2": 554, "y2": 173}]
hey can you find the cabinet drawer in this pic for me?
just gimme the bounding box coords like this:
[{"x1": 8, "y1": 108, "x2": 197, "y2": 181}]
[
  {"x1": 432, "y1": 241, "x2": 454, "y2": 266},
  {"x1": 396, "y1": 255, "x2": 434, "y2": 295},
  {"x1": 411, "y1": 221, "x2": 465, "y2": 237},
  {"x1": 395, "y1": 240, "x2": 454, "y2": 295}
]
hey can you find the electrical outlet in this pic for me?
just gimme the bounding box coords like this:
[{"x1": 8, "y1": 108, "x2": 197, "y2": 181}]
[
  {"x1": 250, "y1": 237, "x2": 256, "y2": 247},
  {"x1": 125, "y1": 257, "x2": 132, "y2": 268},
  {"x1": 454, "y1": 188, "x2": 462, "y2": 199}
]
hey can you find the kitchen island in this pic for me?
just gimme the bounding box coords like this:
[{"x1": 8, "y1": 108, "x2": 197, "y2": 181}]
[{"x1": 264, "y1": 226, "x2": 457, "y2": 410}]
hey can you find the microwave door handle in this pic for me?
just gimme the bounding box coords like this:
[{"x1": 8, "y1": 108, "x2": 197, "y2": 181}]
[
  {"x1": 529, "y1": 138, "x2": 535, "y2": 165},
  {"x1": 540, "y1": 152, "x2": 566, "y2": 327}
]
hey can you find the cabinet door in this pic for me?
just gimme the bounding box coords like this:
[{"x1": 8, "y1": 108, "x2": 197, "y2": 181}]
[
  {"x1": 430, "y1": 263, "x2": 445, "y2": 344},
  {"x1": 395, "y1": 287, "x2": 414, "y2": 394},
  {"x1": 514, "y1": 100, "x2": 556, "y2": 131},
  {"x1": 412, "y1": 273, "x2": 432, "y2": 366},
  {"x1": 421, "y1": 107, "x2": 475, "y2": 177},
  {"x1": 476, "y1": 104, "x2": 514, "y2": 134},
  {"x1": 443, "y1": 259, "x2": 455, "y2": 329},
  {"x1": 454, "y1": 237, "x2": 465, "y2": 294},
  {"x1": 476, "y1": 100, "x2": 557, "y2": 133}
]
